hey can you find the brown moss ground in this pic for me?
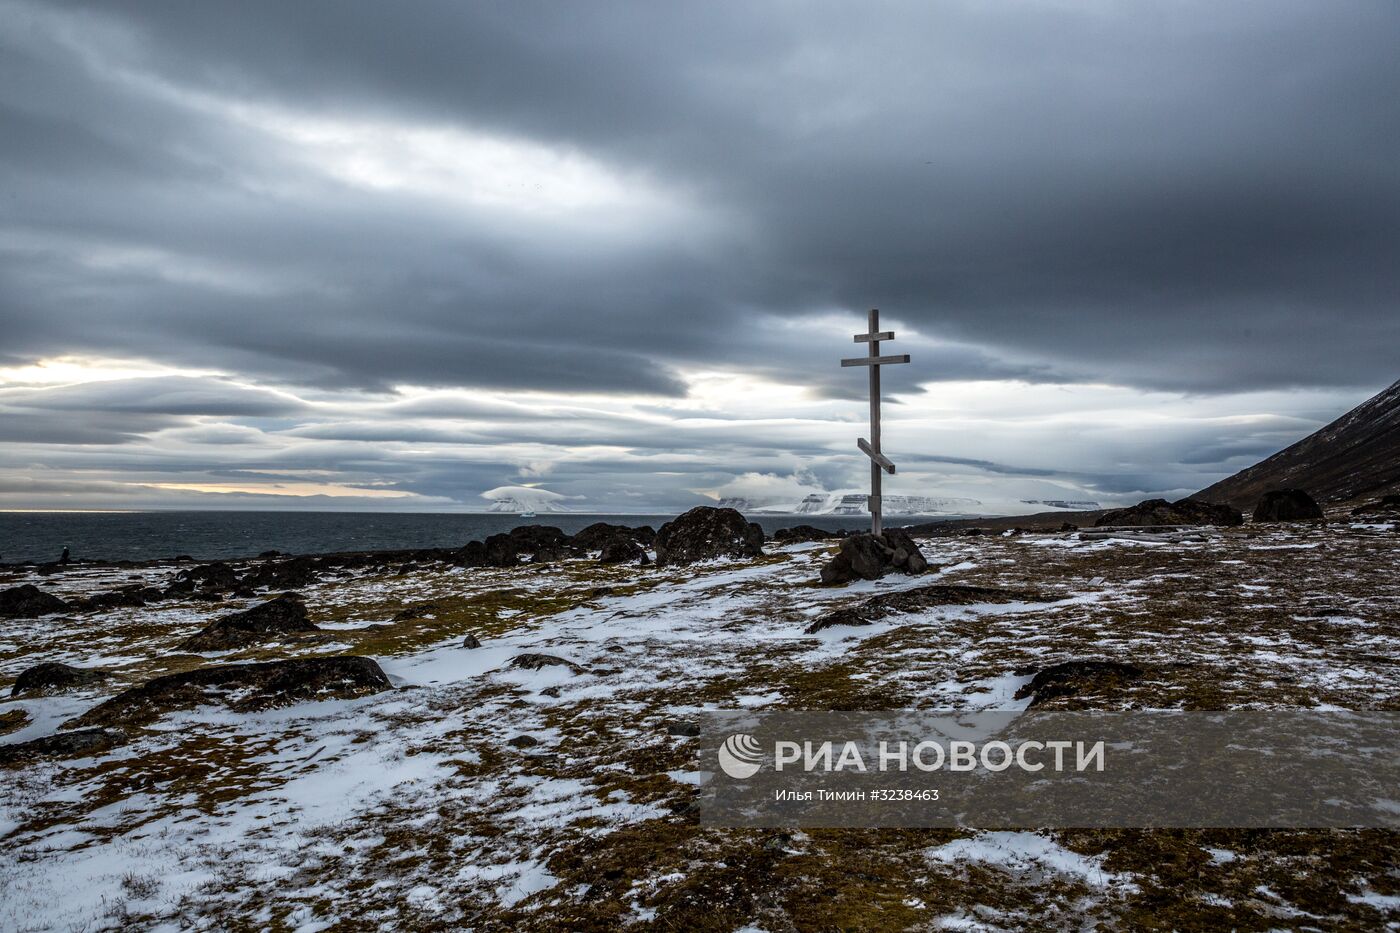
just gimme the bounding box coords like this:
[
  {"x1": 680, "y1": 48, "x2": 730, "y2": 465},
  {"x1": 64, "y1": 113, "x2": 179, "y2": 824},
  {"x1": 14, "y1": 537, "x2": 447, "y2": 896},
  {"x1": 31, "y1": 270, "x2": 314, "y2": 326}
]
[{"x1": 2, "y1": 523, "x2": 1398, "y2": 929}]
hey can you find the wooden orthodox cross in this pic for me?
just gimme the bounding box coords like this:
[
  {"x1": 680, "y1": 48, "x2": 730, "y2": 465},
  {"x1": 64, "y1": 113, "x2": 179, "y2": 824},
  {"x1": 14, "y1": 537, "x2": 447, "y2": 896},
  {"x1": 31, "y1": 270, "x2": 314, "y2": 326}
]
[{"x1": 841, "y1": 308, "x2": 909, "y2": 536}]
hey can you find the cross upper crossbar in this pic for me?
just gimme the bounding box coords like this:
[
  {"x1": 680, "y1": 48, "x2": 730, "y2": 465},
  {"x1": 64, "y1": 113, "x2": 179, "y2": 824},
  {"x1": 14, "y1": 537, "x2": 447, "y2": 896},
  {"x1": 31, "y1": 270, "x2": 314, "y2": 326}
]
[{"x1": 841, "y1": 354, "x2": 910, "y2": 367}]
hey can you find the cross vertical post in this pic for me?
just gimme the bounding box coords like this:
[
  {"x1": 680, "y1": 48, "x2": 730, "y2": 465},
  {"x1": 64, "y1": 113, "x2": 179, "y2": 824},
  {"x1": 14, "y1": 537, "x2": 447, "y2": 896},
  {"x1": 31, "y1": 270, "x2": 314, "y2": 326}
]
[
  {"x1": 868, "y1": 308, "x2": 882, "y2": 536},
  {"x1": 842, "y1": 308, "x2": 910, "y2": 536}
]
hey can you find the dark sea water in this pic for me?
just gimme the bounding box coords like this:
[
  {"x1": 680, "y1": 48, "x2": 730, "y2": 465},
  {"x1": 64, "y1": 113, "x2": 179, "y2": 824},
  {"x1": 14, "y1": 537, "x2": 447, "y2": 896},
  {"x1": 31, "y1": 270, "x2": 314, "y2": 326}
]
[{"x1": 0, "y1": 510, "x2": 904, "y2": 563}]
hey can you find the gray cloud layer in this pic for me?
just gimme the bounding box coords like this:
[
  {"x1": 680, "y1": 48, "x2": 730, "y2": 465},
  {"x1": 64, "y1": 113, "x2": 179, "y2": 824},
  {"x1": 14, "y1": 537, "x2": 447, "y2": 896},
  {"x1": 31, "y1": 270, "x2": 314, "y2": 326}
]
[{"x1": 1, "y1": 1, "x2": 1397, "y2": 510}]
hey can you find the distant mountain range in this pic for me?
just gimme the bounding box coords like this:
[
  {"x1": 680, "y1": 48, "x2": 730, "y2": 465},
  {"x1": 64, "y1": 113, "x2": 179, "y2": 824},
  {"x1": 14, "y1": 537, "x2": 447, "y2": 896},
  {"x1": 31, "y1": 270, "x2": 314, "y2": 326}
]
[
  {"x1": 716, "y1": 493, "x2": 982, "y2": 516},
  {"x1": 1197, "y1": 378, "x2": 1400, "y2": 507},
  {"x1": 1021, "y1": 498, "x2": 1102, "y2": 510}
]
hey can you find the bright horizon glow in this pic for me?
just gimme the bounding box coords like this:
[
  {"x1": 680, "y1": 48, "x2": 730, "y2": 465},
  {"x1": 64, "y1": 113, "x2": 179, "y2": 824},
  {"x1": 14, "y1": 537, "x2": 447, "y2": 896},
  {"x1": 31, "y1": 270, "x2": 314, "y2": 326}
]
[{"x1": 0, "y1": 353, "x2": 1366, "y2": 512}]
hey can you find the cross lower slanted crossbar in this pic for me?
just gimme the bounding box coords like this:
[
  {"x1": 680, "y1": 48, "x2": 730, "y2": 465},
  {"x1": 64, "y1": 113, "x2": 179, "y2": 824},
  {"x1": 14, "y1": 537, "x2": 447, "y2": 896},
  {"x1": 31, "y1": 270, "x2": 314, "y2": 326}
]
[{"x1": 858, "y1": 437, "x2": 895, "y2": 474}]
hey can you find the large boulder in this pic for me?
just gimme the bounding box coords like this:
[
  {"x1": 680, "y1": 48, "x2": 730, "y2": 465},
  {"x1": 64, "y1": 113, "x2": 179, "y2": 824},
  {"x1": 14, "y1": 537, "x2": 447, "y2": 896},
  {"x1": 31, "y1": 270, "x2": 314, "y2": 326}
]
[
  {"x1": 0, "y1": 584, "x2": 70, "y2": 619},
  {"x1": 1252, "y1": 489, "x2": 1325, "y2": 522},
  {"x1": 67, "y1": 656, "x2": 392, "y2": 729},
  {"x1": 0, "y1": 728, "x2": 128, "y2": 767},
  {"x1": 598, "y1": 538, "x2": 647, "y2": 565},
  {"x1": 11, "y1": 662, "x2": 111, "y2": 697},
  {"x1": 1094, "y1": 497, "x2": 1243, "y2": 528},
  {"x1": 177, "y1": 593, "x2": 319, "y2": 651},
  {"x1": 818, "y1": 529, "x2": 929, "y2": 585},
  {"x1": 571, "y1": 522, "x2": 656, "y2": 551},
  {"x1": 653, "y1": 507, "x2": 765, "y2": 567}
]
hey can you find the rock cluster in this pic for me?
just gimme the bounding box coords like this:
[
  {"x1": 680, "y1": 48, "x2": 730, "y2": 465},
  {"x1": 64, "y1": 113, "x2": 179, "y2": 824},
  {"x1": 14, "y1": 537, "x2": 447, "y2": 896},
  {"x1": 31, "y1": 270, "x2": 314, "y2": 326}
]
[
  {"x1": 177, "y1": 593, "x2": 320, "y2": 652},
  {"x1": 818, "y1": 529, "x2": 929, "y2": 586},
  {"x1": 0, "y1": 728, "x2": 128, "y2": 767},
  {"x1": 0, "y1": 584, "x2": 70, "y2": 619},
  {"x1": 653, "y1": 507, "x2": 765, "y2": 567},
  {"x1": 1094, "y1": 497, "x2": 1243, "y2": 528},
  {"x1": 1252, "y1": 489, "x2": 1325, "y2": 522},
  {"x1": 11, "y1": 662, "x2": 111, "y2": 697},
  {"x1": 570, "y1": 522, "x2": 656, "y2": 551},
  {"x1": 67, "y1": 656, "x2": 392, "y2": 729},
  {"x1": 1351, "y1": 494, "x2": 1400, "y2": 517}
]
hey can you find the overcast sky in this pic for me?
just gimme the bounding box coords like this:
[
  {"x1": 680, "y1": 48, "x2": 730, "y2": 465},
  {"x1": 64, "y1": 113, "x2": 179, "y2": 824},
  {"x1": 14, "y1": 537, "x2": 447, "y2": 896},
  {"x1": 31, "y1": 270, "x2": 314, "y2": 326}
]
[{"x1": 2, "y1": 0, "x2": 1397, "y2": 513}]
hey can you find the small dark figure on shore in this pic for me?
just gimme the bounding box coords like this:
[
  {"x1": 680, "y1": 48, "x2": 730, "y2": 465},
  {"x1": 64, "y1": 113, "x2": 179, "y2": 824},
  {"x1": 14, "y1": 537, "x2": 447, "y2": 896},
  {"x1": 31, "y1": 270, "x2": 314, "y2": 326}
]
[{"x1": 59, "y1": 547, "x2": 70, "y2": 565}]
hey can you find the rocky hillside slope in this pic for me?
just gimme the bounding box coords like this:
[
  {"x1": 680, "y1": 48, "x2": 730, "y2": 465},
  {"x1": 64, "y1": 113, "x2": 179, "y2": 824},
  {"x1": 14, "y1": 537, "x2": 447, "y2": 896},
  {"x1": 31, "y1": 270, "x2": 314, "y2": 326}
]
[{"x1": 1197, "y1": 379, "x2": 1400, "y2": 508}]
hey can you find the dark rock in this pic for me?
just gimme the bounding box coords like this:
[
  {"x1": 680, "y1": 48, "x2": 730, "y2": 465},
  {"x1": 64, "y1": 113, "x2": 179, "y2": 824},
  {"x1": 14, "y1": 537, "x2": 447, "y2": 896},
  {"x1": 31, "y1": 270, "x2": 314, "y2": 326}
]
[
  {"x1": 806, "y1": 584, "x2": 1036, "y2": 633},
  {"x1": 1351, "y1": 494, "x2": 1400, "y2": 516},
  {"x1": 598, "y1": 538, "x2": 646, "y2": 564},
  {"x1": 171, "y1": 561, "x2": 240, "y2": 594},
  {"x1": 259, "y1": 550, "x2": 283, "y2": 558},
  {"x1": 506, "y1": 734, "x2": 540, "y2": 748},
  {"x1": 241, "y1": 556, "x2": 319, "y2": 591},
  {"x1": 1094, "y1": 497, "x2": 1243, "y2": 528},
  {"x1": 67, "y1": 657, "x2": 392, "y2": 729},
  {"x1": 528, "y1": 544, "x2": 574, "y2": 564},
  {"x1": 454, "y1": 540, "x2": 488, "y2": 566},
  {"x1": 1013, "y1": 659, "x2": 1145, "y2": 708},
  {"x1": 177, "y1": 593, "x2": 319, "y2": 651},
  {"x1": 475, "y1": 526, "x2": 575, "y2": 567},
  {"x1": 462, "y1": 633, "x2": 482, "y2": 649},
  {"x1": 1252, "y1": 489, "x2": 1325, "y2": 522},
  {"x1": 663, "y1": 719, "x2": 701, "y2": 737},
  {"x1": 510, "y1": 653, "x2": 586, "y2": 675},
  {"x1": 12, "y1": 662, "x2": 111, "y2": 697},
  {"x1": 1058, "y1": 522, "x2": 1079, "y2": 532},
  {"x1": 510, "y1": 524, "x2": 570, "y2": 550},
  {"x1": 70, "y1": 585, "x2": 157, "y2": 612},
  {"x1": 0, "y1": 584, "x2": 70, "y2": 619},
  {"x1": 393, "y1": 602, "x2": 438, "y2": 621},
  {"x1": 773, "y1": 525, "x2": 845, "y2": 544},
  {"x1": 0, "y1": 728, "x2": 128, "y2": 767},
  {"x1": 654, "y1": 507, "x2": 765, "y2": 567},
  {"x1": 571, "y1": 522, "x2": 656, "y2": 551},
  {"x1": 818, "y1": 529, "x2": 929, "y2": 585}
]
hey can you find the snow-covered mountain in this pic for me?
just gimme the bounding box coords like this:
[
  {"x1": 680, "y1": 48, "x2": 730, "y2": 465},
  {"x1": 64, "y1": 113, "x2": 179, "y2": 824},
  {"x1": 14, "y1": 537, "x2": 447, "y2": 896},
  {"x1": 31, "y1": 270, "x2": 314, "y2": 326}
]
[
  {"x1": 1021, "y1": 499, "x2": 1102, "y2": 510},
  {"x1": 480, "y1": 486, "x2": 573, "y2": 513},
  {"x1": 716, "y1": 492, "x2": 981, "y2": 516}
]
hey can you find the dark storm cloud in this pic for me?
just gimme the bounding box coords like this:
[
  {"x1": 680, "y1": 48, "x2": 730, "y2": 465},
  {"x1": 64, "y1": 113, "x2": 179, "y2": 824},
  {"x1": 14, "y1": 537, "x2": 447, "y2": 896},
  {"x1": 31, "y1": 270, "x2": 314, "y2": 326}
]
[
  {"x1": 4, "y1": 0, "x2": 1397, "y2": 401},
  {"x1": 2, "y1": 0, "x2": 1398, "y2": 512}
]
